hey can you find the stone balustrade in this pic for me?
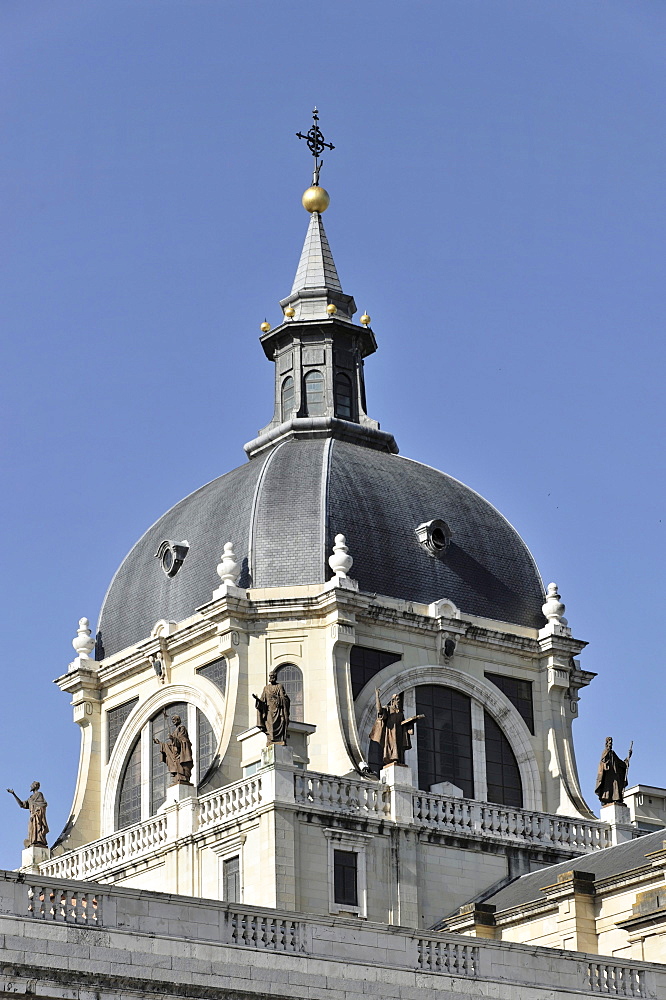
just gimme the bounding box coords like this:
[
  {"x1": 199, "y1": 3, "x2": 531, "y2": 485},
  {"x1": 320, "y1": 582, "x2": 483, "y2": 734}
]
[
  {"x1": 40, "y1": 814, "x2": 168, "y2": 880},
  {"x1": 226, "y1": 909, "x2": 306, "y2": 953},
  {"x1": 0, "y1": 871, "x2": 658, "y2": 998},
  {"x1": 294, "y1": 771, "x2": 391, "y2": 816},
  {"x1": 586, "y1": 962, "x2": 647, "y2": 997},
  {"x1": 198, "y1": 774, "x2": 262, "y2": 829},
  {"x1": 27, "y1": 883, "x2": 102, "y2": 924},
  {"x1": 417, "y1": 937, "x2": 479, "y2": 975},
  {"x1": 39, "y1": 774, "x2": 261, "y2": 881},
  {"x1": 413, "y1": 790, "x2": 612, "y2": 851}
]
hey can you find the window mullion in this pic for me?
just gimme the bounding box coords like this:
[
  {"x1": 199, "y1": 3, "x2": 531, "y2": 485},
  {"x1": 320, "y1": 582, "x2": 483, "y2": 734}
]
[
  {"x1": 188, "y1": 703, "x2": 198, "y2": 787},
  {"x1": 140, "y1": 724, "x2": 151, "y2": 821},
  {"x1": 470, "y1": 700, "x2": 488, "y2": 802}
]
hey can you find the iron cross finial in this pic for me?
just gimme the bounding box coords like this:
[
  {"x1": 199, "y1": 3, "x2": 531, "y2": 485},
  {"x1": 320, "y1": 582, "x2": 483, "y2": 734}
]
[{"x1": 296, "y1": 107, "x2": 335, "y2": 186}]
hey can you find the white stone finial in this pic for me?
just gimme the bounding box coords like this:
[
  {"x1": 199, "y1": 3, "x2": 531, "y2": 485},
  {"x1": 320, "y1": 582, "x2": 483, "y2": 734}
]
[
  {"x1": 72, "y1": 617, "x2": 94, "y2": 659},
  {"x1": 217, "y1": 542, "x2": 240, "y2": 586},
  {"x1": 328, "y1": 533, "x2": 353, "y2": 579},
  {"x1": 542, "y1": 582, "x2": 566, "y2": 623}
]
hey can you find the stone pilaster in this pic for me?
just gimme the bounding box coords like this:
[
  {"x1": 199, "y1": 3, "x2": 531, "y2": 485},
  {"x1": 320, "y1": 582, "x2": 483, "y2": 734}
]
[{"x1": 540, "y1": 869, "x2": 597, "y2": 953}]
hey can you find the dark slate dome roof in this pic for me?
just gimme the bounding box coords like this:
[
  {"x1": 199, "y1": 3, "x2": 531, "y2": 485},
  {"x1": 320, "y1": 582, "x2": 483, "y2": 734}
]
[{"x1": 97, "y1": 438, "x2": 546, "y2": 658}]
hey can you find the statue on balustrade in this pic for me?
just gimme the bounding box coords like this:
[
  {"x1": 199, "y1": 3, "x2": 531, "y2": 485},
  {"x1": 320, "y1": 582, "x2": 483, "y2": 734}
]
[
  {"x1": 7, "y1": 781, "x2": 49, "y2": 847},
  {"x1": 153, "y1": 714, "x2": 193, "y2": 785},
  {"x1": 253, "y1": 669, "x2": 290, "y2": 745},
  {"x1": 368, "y1": 689, "x2": 424, "y2": 774},
  {"x1": 595, "y1": 736, "x2": 633, "y2": 805}
]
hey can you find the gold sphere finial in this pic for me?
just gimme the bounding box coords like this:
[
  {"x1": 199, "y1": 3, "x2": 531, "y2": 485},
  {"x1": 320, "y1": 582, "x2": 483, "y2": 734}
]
[
  {"x1": 326, "y1": 303, "x2": 337, "y2": 316},
  {"x1": 283, "y1": 305, "x2": 295, "y2": 319},
  {"x1": 260, "y1": 320, "x2": 271, "y2": 333},
  {"x1": 302, "y1": 186, "x2": 330, "y2": 213},
  {"x1": 360, "y1": 312, "x2": 371, "y2": 326}
]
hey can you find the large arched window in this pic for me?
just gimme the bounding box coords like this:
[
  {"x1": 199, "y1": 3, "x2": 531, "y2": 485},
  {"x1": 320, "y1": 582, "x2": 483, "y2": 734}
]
[
  {"x1": 304, "y1": 370, "x2": 325, "y2": 416},
  {"x1": 334, "y1": 372, "x2": 353, "y2": 420},
  {"x1": 116, "y1": 701, "x2": 217, "y2": 829},
  {"x1": 281, "y1": 376, "x2": 295, "y2": 421},
  {"x1": 275, "y1": 663, "x2": 304, "y2": 722},
  {"x1": 484, "y1": 712, "x2": 523, "y2": 807},
  {"x1": 415, "y1": 685, "x2": 474, "y2": 798}
]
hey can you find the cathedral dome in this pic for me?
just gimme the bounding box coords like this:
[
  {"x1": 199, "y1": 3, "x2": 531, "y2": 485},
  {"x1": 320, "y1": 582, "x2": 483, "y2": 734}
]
[
  {"x1": 98, "y1": 144, "x2": 548, "y2": 659},
  {"x1": 97, "y1": 436, "x2": 546, "y2": 658}
]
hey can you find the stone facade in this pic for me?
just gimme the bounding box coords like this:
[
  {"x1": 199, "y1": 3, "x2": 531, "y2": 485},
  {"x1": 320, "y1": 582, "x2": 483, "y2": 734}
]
[
  {"x1": 2, "y1": 871, "x2": 665, "y2": 1000},
  {"x1": 42, "y1": 576, "x2": 613, "y2": 931}
]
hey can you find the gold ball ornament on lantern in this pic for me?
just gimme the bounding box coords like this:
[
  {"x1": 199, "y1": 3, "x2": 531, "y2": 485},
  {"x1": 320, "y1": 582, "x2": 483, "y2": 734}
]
[
  {"x1": 260, "y1": 320, "x2": 271, "y2": 333},
  {"x1": 326, "y1": 303, "x2": 337, "y2": 316},
  {"x1": 283, "y1": 305, "x2": 295, "y2": 319},
  {"x1": 302, "y1": 186, "x2": 330, "y2": 213},
  {"x1": 360, "y1": 312, "x2": 371, "y2": 326}
]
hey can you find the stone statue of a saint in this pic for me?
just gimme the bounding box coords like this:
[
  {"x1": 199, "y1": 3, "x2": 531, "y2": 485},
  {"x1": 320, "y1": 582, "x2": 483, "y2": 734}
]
[
  {"x1": 153, "y1": 714, "x2": 193, "y2": 785},
  {"x1": 368, "y1": 689, "x2": 424, "y2": 772},
  {"x1": 7, "y1": 782, "x2": 49, "y2": 848},
  {"x1": 595, "y1": 736, "x2": 633, "y2": 805},
  {"x1": 253, "y1": 669, "x2": 290, "y2": 745}
]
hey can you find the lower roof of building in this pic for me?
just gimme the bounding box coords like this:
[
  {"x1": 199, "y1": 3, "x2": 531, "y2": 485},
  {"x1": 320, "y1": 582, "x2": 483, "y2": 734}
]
[{"x1": 479, "y1": 828, "x2": 666, "y2": 913}]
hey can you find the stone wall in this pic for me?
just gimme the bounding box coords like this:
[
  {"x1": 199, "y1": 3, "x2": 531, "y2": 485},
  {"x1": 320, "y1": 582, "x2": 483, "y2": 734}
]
[{"x1": 1, "y1": 871, "x2": 664, "y2": 1000}]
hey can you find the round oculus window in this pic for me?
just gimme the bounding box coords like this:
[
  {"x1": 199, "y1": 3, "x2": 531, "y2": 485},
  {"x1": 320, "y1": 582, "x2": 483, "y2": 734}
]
[
  {"x1": 155, "y1": 540, "x2": 190, "y2": 578},
  {"x1": 415, "y1": 519, "x2": 452, "y2": 558}
]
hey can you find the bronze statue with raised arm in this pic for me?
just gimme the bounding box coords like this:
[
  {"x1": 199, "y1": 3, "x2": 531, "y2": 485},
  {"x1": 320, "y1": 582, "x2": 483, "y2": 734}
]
[
  {"x1": 368, "y1": 689, "x2": 424, "y2": 771},
  {"x1": 7, "y1": 781, "x2": 49, "y2": 848}
]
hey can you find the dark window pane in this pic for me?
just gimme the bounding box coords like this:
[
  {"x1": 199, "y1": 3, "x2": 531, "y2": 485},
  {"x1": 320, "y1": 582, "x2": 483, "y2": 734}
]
[
  {"x1": 117, "y1": 736, "x2": 141, "y2": 829},
  {"x1": 304, "y1": 370, "x2": 325, "y2": 416},
  {"x1": 197, "y1": 708, "x2": 216, "y2": 782},
  {"x1": 197, "y1": 657, "x2": 227, "y2": 697},
  {"x1": 107, "y1": 697, "x2": 138, "y2": 762},
  {"x1": 281, "y1": 376, "x2": 295, "y2": 421},
  {"x1": 223, "y1": 855, "x2": 240, "y2": 902},
  {"x1": 350, "y1": 646, "x2": 402, "y2": 700},
  {"x1": 276, "y1": 663, "x2": 303, "y2": 722},
  {"x1": 335, "y1": 372, "x2": 353, "y2": 420},
  {"x1": 333, "y1": 850, "x2": 358, "y2": 906},
  {"x1": 415, "y1": 685, "x2": 474, "y2": 798},
  {"x1": 150, "y1": 701, "x2": 188, "y2": 815},
  {"x1": 484, "y1": 712, "x2": 523, "y2": 808},
  {"x1": 485, "y1": 673, "x2": 534, "y2": 734}
]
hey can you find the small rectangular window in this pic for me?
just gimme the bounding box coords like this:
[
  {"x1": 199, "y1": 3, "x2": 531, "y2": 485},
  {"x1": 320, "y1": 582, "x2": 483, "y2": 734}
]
[
  {"x1": 333, "y1": 849, "x2": 358, "y2": 907},
  {"x1": 223, "y1": 855, "x2": 240, "y2": 902}
]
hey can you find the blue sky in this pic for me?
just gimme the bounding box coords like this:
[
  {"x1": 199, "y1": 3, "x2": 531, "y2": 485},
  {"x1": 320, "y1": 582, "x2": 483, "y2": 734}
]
[{"x1": 1, "y1": 1, "x2": 664, "y2": 866}]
